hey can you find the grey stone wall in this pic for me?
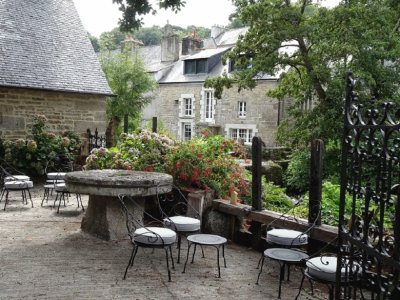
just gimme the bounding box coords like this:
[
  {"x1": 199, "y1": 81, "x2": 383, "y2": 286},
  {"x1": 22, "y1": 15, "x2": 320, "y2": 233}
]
[
  {"x1": 143, "y1": 80, "x2": 281, "y2": 146},
  {"x1": 0, "y1": 87, "x2": 107, "y2": 139}
]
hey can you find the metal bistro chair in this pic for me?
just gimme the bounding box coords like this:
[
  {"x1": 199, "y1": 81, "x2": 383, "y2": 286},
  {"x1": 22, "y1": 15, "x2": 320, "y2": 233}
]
[
  {"x1": 0, "y1": 159, "x2": 34, "y2": 210},
  {"x1": 256, "y1": 205, "x2": 321, "y2": 298},
  {"x1": 118, "y1": 194, "x2": 177, "y2": 282},
  {"x1": 156, "y1": 187, "x2": 201, "y2": 263},
  {"x1": 42, "y1": 157, "x2": 68, "y2": 205},
  {"x1": 41, "y1": 157, "x2": 83, "y2": 213},
  {"x1": 295, "y1": 238, "x2": 363, "y2": 300}
]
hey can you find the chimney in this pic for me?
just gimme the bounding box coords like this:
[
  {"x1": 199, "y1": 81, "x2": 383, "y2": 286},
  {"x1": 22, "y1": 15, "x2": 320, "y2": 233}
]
[
  {"x1": 181, "y1": 31, "x2": 203, "y2": 56},
  {"x1": 121, "y1": 35, "x2": 144, "y2": 58},
  {"x1": 161, "y1": 23, "x2": 180, "y2": 62},
  {"x1": 211, "y1": 25, "x2": 225, "y2": 39}
]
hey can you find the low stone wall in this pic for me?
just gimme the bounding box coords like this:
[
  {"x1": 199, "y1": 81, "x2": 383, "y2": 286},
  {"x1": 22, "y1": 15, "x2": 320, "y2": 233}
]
[
  {"x1": 0, "y1": 87, "x2": 107, "y2": 139},
  {"x1": 203, "y1": 199, "x2": 338, "y2": 251}
]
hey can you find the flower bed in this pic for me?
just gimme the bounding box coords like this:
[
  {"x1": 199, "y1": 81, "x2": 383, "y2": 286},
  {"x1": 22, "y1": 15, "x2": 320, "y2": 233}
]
[{"x1": 84, "y1": 129, "x2": 250, "y2": 199}]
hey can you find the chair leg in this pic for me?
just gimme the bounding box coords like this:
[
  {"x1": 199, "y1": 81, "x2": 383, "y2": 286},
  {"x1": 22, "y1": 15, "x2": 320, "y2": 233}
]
[
  {"x1": 0, "y1": 188, "x2": 5, "y2": 203},
  {"x1": 256, "y1": 255, "x2": 265, "y2": 284},
  {"x1": 222, "y1": 244, "x2": 226, "y2": 268},
  {"x1": 295, "y1": 274, "x2": 306, "y2": 300},
  {"x1": 216, "y1": 247, "x2": 221, "y2": 278},
  {"x1": 123, "y1": 246, "x2": 137, "y2": 280},
  {"x1": 169, "y1": 245, "x2": 175, "y2": 270},
  {"x1": 78, "y1": 194, "x2": 84, "y2": 211},
  {"x1": 182, "y1": 242, "x2": 193, "y2": 274},
  {"x1": 177, "y1": 234, "x2": 182, "y2": 264},
  {"x1": 164, "y1": 247, "x2": 172, "y2": 282},
  {"x1": 27, "y1": 188, "x2": 33, "y2": 208},
  {"x1": 4, "y1": 190, "x2": 9, "y2": 211},
  {"x1": 191, "y1": 244, "x2": 197, "y2": 263},
  {"x1": 41, "y1": 188, "x2": 49, "y2": 206},
  {"x1": 257, "y1": 252, "x2": 264, "y2": 269}
]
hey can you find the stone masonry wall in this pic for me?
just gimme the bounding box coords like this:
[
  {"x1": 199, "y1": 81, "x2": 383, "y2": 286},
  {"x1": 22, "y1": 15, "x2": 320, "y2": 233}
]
[
  {"x1": 0, "y1": 87, "x2": 107, "y2": 139},
  {"x1": 143, "y1": 80, "x2": 280, "y2": 146}
]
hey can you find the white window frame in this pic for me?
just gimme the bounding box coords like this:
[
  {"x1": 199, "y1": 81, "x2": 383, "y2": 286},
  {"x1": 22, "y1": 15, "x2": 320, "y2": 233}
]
[
  {"x1": 178, "y1": 121, "x2": 194, "y2": 141},
  {"x1": 238, "y1": 101, "x2": 246, "y2": 118},
  {"x1": 200, "y1": 88, "x2": 215, "y2": 124},
  {"x1": 225, "y1": 124, "x2": 258, "y2": 145},
  {"x1": 178, "y1": 94, "x2": 195, "y2": 118}
]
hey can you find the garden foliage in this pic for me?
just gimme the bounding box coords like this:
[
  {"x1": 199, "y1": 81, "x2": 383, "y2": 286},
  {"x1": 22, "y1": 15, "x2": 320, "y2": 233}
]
[
  {"x1": 0, "y1": 115, "x2": 81, "y2": 175},
  {"x1": 85, "y1": 130, "x2": 250, "y2": 198}
]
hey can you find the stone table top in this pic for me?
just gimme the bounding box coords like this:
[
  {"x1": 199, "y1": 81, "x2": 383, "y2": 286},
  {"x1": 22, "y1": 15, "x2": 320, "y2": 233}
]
[{"x1": 65, "y1": 169, "x2": 173, "y2": 197}]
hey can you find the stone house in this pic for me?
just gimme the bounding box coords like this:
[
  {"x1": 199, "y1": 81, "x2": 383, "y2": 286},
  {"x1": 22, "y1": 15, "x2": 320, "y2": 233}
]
[
  {"x1": 0, "y1": 0, "x2": 112, "y2": 140},
  {"x1": 138, "y1": 25, "x2": 288, "y2": 146}
]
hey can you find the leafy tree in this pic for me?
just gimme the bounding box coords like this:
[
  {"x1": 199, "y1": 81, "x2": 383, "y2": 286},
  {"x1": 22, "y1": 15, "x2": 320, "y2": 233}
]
[
  {"x1": 135, "y1": 26, "x2": 163, "y2": 45},
  {"x1": 112, "y1": 0, "x2": 185, "y2": 31},
  {"x1": 185, "y1": 26, "x2": 211, "y2": 38},
  {"x1": 87, "y1": 32, "x2": 100, "y2": 52},
  {"x1": 100, "y1": 52, "x2": 156, "y2": 145},
  {"x1": 99, "y1": 27, "x2": 127, "y2": 51},
  {"x1": 205, "y1": 0, "x2": 400, "y2": 178}
]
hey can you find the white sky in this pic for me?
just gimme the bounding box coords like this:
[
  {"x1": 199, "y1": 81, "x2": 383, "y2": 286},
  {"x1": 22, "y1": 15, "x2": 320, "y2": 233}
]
[{"x1": 73, "y1": 0, "x2": 340, "y2": 38}]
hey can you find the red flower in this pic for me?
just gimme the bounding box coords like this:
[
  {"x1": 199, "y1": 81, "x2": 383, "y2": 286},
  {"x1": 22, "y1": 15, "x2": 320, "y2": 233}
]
[
  {"x1": 192, "y1": 168, "x2": 199, "y2": 180},
  {"x1": 179, "y1": 172, "x2": 188, "y2": 180},
  {"x1": 196, "y1": 153, "x2": 203, "y2": 159},
  {"x1": 145, "y1": 165, "x2": 154, "y2": 172}
]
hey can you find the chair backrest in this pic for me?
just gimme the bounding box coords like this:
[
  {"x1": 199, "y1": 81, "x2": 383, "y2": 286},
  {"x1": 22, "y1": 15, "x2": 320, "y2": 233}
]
[
  {"x1": 0, "y1": 158, "x2": 29, "y2": 185},
  {"x1": 155, "y1": 186, "x2": 201, "y2": 221},
  {"x1": 118, "y1": 194, "x2": 170, "y2": 245},
  {"x1": 45, "y1": 156, "x2": 73, "y2": 174}
]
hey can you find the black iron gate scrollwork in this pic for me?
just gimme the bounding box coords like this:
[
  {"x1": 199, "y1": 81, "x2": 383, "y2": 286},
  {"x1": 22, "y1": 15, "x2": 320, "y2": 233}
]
[{"x1": 336, "y1": 72, "x2": 400, "y2": 299}]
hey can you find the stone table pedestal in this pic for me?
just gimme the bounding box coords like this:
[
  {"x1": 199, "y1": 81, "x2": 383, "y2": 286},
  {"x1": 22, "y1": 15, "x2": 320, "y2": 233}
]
[{"x1": 65, "y1": 169, "x2": 173, "y2": 240}]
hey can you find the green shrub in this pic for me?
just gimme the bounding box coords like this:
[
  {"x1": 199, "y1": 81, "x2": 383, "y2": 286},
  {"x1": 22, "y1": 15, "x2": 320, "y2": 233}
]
[
  {"x1": 1, "y1": 115, "x2": 81, "y2": 175},
  {"x1": 284, "y1": 148, "x2": 310, "y2": 193},
  {"x1": 262, "y1": 179, "x2": 294, "y2": 212}
]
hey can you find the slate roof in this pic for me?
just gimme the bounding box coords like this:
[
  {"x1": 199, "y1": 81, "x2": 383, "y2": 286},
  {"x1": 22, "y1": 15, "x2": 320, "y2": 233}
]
[
  {"x1": 0, "y1": 0, "x2": 112, "y2": 95},
  {"x1": 157, "y1": 27, "x2": 276, "y2": 83}
]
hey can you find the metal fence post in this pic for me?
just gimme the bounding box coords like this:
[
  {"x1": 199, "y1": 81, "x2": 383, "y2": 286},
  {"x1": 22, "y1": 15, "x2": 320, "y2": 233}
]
[
  {"x1": 249, "y1": 136, "x2": 263, "y2": 250},
  {"x1": 152, "y1": 117, "x2": 157, "y2": 133},
  {"x1": 309, "y1": 139, "x2": 323, "y2": 226}
]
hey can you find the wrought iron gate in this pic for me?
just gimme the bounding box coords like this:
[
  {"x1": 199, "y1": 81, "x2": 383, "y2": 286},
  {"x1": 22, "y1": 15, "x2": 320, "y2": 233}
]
[{"x1": 336, "y1": 72, "x2": 400, "y2": 299}]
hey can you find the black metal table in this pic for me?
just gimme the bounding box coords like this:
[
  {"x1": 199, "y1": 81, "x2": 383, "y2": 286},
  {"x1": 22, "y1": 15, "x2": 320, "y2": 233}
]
[
  {"x1": 257, "y1": 248, "x2": 309, "y2": 299},
  {"x1": 182, "y1": 234, "x2": 227, "y2": 278}
]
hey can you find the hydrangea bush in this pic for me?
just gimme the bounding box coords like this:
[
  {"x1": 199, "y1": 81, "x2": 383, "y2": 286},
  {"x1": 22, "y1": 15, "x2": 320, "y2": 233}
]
[{"x1": 1, "y1": 115, "x2": 81, "y2": 175}]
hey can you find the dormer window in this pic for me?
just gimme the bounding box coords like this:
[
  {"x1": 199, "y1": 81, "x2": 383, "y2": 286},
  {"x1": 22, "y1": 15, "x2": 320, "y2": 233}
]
[{"x1": 184, "y1": 59, "x2": 208, "y2": 74}]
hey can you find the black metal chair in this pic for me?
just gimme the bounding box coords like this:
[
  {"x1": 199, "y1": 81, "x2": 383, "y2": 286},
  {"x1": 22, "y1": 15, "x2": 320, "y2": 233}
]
[
  {"x1": 41, "y1": 157, "x2": 83, "y2": 213},
  {"x1": 0, "y1": 159, "x2": 33, "y2": 210},
  {"x1": 118, "y1": 194, "x2": 177, "y2": 282},
  {"x1": 41, "y1": 157, "x2": 68, "y2": 206},
  {"x1": 294, "y1": 237, "x2": 364, "y2": 300},
  {"x1": 256, "y1": 204, "x2": 321, "y2": 298},
  {"x1": 155, "y1": 187, "x2": 201, "y2": 263}
]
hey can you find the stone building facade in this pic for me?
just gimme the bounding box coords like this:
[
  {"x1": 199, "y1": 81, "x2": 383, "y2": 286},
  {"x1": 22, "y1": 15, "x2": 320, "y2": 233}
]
[
  {"x1": 148, "y1": 80, "x2": 282, "y2": 147},
  {"x1": 0, "y1": 0, "x2": 112, "y2": 140},
  {"x1": 0, "y1": 87, "x2": 107, "y2": 139},
  {"x1": 140, "y1": 25, "x2": 288, "y2": 146}
]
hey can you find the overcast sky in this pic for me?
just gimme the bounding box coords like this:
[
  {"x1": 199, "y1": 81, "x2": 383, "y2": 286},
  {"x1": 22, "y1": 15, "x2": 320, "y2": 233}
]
[{"x1": 73, "y1": 0, "x2": 340, "y2": 38}]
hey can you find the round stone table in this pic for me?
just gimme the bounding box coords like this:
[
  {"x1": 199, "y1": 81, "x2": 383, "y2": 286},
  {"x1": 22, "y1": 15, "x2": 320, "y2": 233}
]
[{"x1": 64, "y1": 169, "x2": 173, "y2": 240}]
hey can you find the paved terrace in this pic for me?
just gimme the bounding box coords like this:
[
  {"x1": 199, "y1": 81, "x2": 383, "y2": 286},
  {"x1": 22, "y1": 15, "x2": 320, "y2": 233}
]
[{"x1": 0, "y1": 183, "x2": 327, "y2": 299}]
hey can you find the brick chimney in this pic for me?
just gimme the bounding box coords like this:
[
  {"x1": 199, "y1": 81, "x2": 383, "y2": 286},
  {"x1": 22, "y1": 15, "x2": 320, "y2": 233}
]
[
  {"x1": 121, "y1": 35, "x2": 144, "y2": 58},
  {"x1": 161, "y1": 23, "x2": 179, "y2": 62},
  {"x1": 181, "y1": 31, "x2": 202, "y2": 56},
  {"x1": 211, "y1": 25, "x2": 225, "y2": 39}
]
